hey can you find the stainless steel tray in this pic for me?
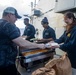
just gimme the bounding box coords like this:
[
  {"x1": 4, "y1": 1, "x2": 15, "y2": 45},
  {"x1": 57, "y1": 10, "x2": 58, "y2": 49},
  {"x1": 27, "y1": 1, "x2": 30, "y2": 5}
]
[{"x1": 22, "y1": 49, "x2": 54, "y2": 63}]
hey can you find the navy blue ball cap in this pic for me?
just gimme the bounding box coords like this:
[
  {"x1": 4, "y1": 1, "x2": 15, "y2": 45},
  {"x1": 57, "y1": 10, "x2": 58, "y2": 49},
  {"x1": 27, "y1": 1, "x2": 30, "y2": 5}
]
[{"x1": 3, "y1": 7, "x2": 22, "y2": 19}]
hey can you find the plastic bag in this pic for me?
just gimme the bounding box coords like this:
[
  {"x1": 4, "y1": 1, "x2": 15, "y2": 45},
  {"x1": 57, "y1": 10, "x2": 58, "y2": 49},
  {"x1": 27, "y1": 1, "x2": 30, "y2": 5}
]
[
  {"x1": 32, "y1": 67, "x2": 56, "y2": 75},
  {"x1": 45, "y1": 53, "x2": 72, "y2": 75}
]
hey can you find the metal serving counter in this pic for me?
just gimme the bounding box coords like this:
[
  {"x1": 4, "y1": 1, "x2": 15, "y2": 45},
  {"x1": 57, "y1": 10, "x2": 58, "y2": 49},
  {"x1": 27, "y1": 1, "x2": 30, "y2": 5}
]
[
  {"x1": 17, "y1": 48, "x2": 55, "y2": 72},
  {"x1": 21, "y1": 48, "x2": 55, "y2": 63}
]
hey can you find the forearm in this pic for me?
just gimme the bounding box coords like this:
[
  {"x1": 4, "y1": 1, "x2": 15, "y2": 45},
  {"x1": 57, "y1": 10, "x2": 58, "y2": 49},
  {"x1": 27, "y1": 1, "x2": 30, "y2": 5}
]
[
  {"x1": 12, "y1": 37, "x2": 44, "y2": 49},
  {"x1": 59, "y1": 43, "x2": 74, "y2": 52},
  {"x1": 20, "y1": 40, "x2": 40, "y2": 49}
]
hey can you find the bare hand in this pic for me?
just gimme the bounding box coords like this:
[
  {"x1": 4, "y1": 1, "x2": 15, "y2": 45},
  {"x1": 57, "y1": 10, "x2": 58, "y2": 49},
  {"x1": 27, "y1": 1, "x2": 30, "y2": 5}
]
[
  {"x1": 45, "y1": 42, "x2": 59, "y2": 49},
  {"x1": 38, "y1": 44, "x2": 46, "y2": 49}
]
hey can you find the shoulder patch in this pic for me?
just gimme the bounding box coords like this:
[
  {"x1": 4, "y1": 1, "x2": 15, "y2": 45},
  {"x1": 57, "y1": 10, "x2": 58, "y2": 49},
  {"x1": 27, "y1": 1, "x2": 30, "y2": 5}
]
[{"x1": 67, "y1": 33, "x2": 71, "y2": 37}]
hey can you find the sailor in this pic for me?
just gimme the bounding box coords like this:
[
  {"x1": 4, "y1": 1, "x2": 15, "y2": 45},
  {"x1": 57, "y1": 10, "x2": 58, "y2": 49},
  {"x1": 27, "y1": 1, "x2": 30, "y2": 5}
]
[
  {"x1": 23, "y1": 18, "x2": 35, "y2": 42},
  {"x1": 0, "y1": 7, "x2": 45, "y2": 75},
  {"x1": 38, "y1": 17, "x2": 56, "y2": 43}
]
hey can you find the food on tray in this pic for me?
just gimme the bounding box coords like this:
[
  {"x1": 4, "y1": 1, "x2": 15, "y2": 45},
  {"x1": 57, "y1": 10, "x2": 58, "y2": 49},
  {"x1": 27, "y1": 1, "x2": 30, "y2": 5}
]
[{"x1": 22, "y1": 49, "x2": 48, "y2": 56}]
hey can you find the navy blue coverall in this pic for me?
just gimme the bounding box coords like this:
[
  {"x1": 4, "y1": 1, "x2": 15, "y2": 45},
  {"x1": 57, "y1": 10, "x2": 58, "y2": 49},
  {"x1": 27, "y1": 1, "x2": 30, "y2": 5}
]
[
  {"x1": 55, "y1": 26, "x2": 76, "y2": 68},
  {"x1": 23, "y1": 24, "x2": 35, "y2": 41}
]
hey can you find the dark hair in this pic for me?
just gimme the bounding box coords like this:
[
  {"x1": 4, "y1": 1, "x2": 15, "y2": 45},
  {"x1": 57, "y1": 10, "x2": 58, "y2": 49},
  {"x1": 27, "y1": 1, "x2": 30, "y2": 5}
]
[
  {"x1": 24, "y1": 18, "x2": 29, "y2": 21},
  {"x1": 64, "y1": 12, "x2": 76, "y2": 23},
  {"x1": 41, "y1": 17, "x2": 49, "y2": 25},
  {"x1": 64, "y1": 12, "x2": 76, "y2": 33}
]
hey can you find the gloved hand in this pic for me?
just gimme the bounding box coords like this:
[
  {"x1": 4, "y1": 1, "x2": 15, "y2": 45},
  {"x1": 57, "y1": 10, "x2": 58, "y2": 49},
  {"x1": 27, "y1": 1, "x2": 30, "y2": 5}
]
[{"x1": 45, "y1": 42, "x2": 59, "y2": 49}]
